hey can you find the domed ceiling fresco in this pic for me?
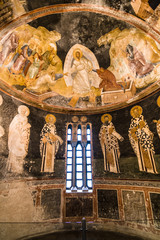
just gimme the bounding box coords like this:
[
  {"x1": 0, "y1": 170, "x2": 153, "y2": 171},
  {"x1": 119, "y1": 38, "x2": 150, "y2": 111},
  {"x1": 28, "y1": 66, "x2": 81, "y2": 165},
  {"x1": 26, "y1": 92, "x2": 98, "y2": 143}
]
[{"x1": 1, "y1": 0, "x2": 160, "y2": 113}]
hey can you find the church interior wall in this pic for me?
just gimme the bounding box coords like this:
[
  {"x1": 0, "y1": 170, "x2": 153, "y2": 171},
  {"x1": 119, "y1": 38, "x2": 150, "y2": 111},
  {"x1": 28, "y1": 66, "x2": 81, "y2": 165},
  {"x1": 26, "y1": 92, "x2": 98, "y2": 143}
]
[{"x1": 1, "y1": 1, "x2": 160, "y2": 240}]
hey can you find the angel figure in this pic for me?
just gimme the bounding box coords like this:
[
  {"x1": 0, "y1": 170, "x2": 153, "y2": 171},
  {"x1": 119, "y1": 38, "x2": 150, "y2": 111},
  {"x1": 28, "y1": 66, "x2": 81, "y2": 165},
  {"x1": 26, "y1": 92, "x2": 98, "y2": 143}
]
[
  {"x1": 99, "y1": 113, "x2": 124, "y2": 173},
  {"x1": 129, "y1": 105, "x2": 158, "y2": 174},
  {"x1": 40, "y1": 114, "x2": 63, "y2": 173}
]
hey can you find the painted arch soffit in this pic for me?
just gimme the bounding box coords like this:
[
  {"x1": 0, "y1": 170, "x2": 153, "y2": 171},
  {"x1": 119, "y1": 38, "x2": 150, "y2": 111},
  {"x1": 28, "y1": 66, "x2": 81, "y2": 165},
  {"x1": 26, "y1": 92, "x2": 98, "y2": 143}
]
[{"x1": 0, "y1": 4, "x2": 160, "y2": 114}]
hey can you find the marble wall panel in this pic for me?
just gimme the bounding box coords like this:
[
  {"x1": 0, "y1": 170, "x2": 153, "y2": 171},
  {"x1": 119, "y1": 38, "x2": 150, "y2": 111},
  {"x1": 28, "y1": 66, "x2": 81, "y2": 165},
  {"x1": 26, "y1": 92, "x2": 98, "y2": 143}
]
[
  {"x1": 41, "y1": 189, "x2": 61, "y2": 219},
  {"x1": 150, "y1": 192, "x2": 160, "y2": 229},
  {"x1": 122, "y1": 190, "x2": 147, "y2": 224},
  {"x1": 97, "y1": 189, "x2": 119, "y2": 219},
  {"x1": 66, "y1": 197, "x2": 93, "y2": 217}
]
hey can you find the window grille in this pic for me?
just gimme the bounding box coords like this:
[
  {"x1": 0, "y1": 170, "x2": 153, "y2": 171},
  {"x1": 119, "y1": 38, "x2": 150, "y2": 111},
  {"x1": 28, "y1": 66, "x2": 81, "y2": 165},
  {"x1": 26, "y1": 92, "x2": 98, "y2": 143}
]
[{"x1": 66, "y1": 119, "x2": 92, "y2": 192}]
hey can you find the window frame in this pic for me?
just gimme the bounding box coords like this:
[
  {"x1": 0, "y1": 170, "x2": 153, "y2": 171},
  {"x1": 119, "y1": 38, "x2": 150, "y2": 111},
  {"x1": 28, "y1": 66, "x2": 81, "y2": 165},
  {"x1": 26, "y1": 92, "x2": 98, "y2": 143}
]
[{"x1": 66, "y1": 121, "x2": 93, "y2": 193}]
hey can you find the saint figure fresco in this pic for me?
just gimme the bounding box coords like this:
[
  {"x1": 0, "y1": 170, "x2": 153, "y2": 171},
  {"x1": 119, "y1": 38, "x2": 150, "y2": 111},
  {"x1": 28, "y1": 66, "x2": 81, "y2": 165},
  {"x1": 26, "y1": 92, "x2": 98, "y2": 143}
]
[
  {"x1": 153, "y1": 96, "x2": 160, "y2": 139},
  {"x1": 99, "y1": 113, "x2": 124, "y2": 173},
  {"x1": 40, "y1": 114, "x2": 63, "y2": 173},
  {"x1": 128, "y1": 105, "x2": 158, "y2": 174},
  {"x1": 7, "y1": 105, "x2": 31, "y2": 174}
]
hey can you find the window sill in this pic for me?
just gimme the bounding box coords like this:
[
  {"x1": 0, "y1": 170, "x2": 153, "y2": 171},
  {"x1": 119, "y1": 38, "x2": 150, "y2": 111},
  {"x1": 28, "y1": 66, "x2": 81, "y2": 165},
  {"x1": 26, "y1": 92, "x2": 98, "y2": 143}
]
[{"x1": 66, "y1": 189, "x2": 93, "y2": 194}]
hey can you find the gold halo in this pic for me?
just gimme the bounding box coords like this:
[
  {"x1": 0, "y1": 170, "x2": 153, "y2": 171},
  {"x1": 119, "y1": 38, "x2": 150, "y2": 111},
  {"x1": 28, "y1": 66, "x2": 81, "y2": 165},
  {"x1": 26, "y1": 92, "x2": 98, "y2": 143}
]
[
  {"x1": 45, "y1": 114, "x2": 56, "y2": 123},
  {"x1": 157, "y1": 96, "x2": 160, "y2": 107},
  {"x1": 73, "y1": 48, "x2": 83, "y2": 60},
  {"x1": 101, "y1": 114, "x2": 112, "y2": 123},
  {"x1": 130, "y1": 105, "x2": 142, "y2": 118},
  {"x1": 18, "y1": 105, "x2": 30, "y2": 116},
  {"x1": 72, "y1": 116, "x2": 79, "y2": 123},
  {"x1": 80, "y1": 116, "x2": 87, "y2": 123}
]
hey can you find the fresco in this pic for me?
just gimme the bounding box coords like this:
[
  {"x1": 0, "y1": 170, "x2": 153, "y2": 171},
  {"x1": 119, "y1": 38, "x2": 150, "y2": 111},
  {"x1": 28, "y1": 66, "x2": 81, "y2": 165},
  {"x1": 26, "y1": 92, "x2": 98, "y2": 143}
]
[
  {"x1": 40, "y1": 114, "x2": 63, "y2": 173},
  {"x1": 131, "y1": 0, "x2": 160, "y2": 31},
  {"x1": 97, "y1": 27, "x2": 160, "y2": 90},
  {"x1": 122, "y1": 190, "x2": 147, "y2": 224},
  {"x1": 0, "y1": 24, "x2": 62, "y2": 91},
  {"x1": 0, "y1": 0, "x2": 27, "y2": 28},
  {"x1": 153, "y1": 96, "x2": 160, "y2": 139},
  {"x1": 0, "y1": 2, "x2": 160, "y2": 180},
  {"x1": 99, "y1": 113, "x2": 124, "y2": 173},
  {"x1": 1, "y1": 3, "x2": 160, "y2": 240},
  {"x1": 0, "y1": 84, "x2": 160, "y2": 183},
  {"x1": 0, "y1": 3, "x2": 160, "y2": 112},
  {"x1": 128, "y1": 105, "x2": 158, "y2": 174},
  {"x1": 7, "y1": 105, "x2": 31, "y2": 175}
]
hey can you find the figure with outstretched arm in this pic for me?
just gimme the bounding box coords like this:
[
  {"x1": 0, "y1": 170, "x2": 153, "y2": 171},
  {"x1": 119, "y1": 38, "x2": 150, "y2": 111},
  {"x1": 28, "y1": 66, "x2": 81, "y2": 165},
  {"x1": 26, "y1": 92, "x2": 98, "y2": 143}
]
[{"x1": 69, "y1": 48, "x2": 92, "y2": 94}]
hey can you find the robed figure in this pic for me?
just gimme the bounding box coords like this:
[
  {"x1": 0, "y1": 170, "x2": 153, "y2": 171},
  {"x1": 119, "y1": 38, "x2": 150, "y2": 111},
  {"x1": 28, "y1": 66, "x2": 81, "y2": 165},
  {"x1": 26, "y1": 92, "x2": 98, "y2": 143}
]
[
  {"x1": 99, "y1": 114, "x2": 124, "y2": 173},
  {"x1": 40, "y1": 114, "x2": 63, "y2": 173},
  {"x1": 70, "y1": 48, "x2": 93, "y2": 94},
  {"x1": 129, "y1": 106, "x2": 158, "y2": 174},
  {"x1": 153, "y1": 96, "x2": 160, "y2": 140},
  {"x1": 8, "y1": 105, "x2": 31, "y2": 174}
]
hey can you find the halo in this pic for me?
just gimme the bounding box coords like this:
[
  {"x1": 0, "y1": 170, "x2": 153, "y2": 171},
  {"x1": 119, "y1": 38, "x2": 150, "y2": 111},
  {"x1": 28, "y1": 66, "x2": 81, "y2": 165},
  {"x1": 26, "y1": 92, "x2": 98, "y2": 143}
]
[
  {"x1": 72, "y1": 116, "x2": 79, "y2": 123},
  {"x1": 130, "y1": 105, "x2": 142, "y2": 118},
  {"x1": 45, "y1": 114, "x2": 56, "y2": 123},
  {"x1": 101, "y1": 114, "x2": 112, "y2": 123},
  {"x1": 80, "y1": 116, "x2": 87, "y2": 123},
  {"x1": 157, "y1": 96, "x2": 160, "y2": 107},
  {"x1": 18, "y1": 105, "x2": 30, "y2": 116},
  {"x1": 73, "y1": 48, "x2": 83, "y2": 60}
]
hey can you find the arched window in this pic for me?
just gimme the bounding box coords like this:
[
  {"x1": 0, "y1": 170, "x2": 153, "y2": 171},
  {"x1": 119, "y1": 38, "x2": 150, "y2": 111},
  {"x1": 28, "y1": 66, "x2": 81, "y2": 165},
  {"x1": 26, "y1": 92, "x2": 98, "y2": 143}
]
[
  {"x1": 66, "y1": 125, "x2": 72, "y2": 190},
  {"x1": 86, "y1": 125, "x2": 92, "y2": 189},
  {"x1": 66, "y1": 119, "x2": 92, "y2": 192}
]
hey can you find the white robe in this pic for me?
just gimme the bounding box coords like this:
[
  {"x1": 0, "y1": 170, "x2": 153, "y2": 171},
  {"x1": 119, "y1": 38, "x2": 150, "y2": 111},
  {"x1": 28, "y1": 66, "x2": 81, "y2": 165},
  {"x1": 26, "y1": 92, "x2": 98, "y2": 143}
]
[
  {"x1": 70, "y1": 57, "x2": 100, "y2": 94},
  {"x1": 8, "y1": 114, "x2": 31, "y2": 173}
]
